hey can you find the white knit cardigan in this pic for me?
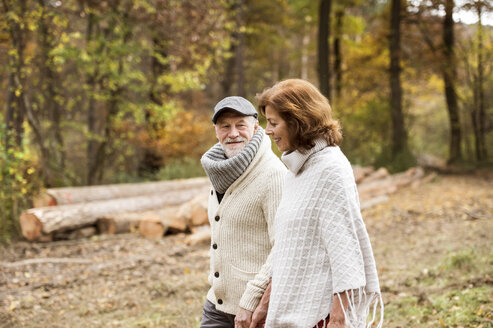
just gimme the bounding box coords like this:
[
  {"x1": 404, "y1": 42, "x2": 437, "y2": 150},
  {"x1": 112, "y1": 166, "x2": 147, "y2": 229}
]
[
  {"x1": 206, "y1": 134, "x2": 287, "y2": 315},
  {"x1": 265, "y1": 139, "x2": 383, "y2": 328}
]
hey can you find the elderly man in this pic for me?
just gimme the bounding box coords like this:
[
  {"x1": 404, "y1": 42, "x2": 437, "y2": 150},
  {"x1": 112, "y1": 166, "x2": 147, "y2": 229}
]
[{"x1": 200, "y1": 96, "x2": 286, "y2": 328}]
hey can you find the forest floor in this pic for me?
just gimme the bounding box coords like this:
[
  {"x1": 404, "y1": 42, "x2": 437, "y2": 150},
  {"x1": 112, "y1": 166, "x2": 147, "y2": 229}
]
[{"x1": 1, "y1": 173, "x2": 492, "y2": 328}]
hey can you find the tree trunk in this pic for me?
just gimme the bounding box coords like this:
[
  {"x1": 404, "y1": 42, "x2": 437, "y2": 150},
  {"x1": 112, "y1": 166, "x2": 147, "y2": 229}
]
[
  {"x1": 3, "y1": 0, "x2": 53, "y2": 180},
  {"x1": 220, "y1": 0, "x2": 239, "y2": 98},
  {"x1": 235, "y1": 0, "x2": 246, "y2": 97},
  {"x1": 389, "y1": 0, "x2": 407, "y2": 156},
  {"x1": 3, "y1": 0, "x2": 26, "y2": 148},
  {"x1": 138, "y1": 35, "x2": 169, "y2": 176},
  {"x1": 301, "y1": 22, "x2": 310, "y2": 80},
  {"x1": 221, "y1": 43, "x2": 237, "y2": 97},
  {"x1": 88, "y1": 6, "x2": 131, "y2": 184},
  {"x1": 442, "y1": 0, "x2": 462, "y2": 164},
  {"x1": 476, "y1": 4, "x2": 487, "y2": 161},
  {"x1": 38, "y1": 0, "x2": 65, "y2": 184},
  {"x1": 318, "y1": 0, "x2": 332, "y2": 101},
  {"x1": 86, "y1": 11, "x2": 99, "y2": 185},
  {"x1": 333, "y1": 8, "x2": 344, "y2": 101},
  {"x1": 4, "y1": 71, "x2": 21, "y2": 148},
  {"x1": 92, "y1": 78, "x2": 119, "y2": 184}
]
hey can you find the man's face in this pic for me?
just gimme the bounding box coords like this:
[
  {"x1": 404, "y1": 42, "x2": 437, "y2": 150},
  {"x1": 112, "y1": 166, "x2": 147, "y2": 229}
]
[{"x1": 214, "y1": 111, "x2": 259, "y2": 158}]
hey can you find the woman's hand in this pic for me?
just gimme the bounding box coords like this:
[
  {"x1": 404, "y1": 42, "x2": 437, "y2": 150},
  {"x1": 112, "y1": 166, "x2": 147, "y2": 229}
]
[
  {"x1": 249, "y1": 281, "x2": 271, "y2": 328},
  {"x1": 327, "y1": 291, "x2": 349, "y2": 328},
  {"x1": 249, "y1": 304, "x2": 267, "y2": 328},
  {"x1": 327, "y1": 320, "x2": 346, "y2": 328}
]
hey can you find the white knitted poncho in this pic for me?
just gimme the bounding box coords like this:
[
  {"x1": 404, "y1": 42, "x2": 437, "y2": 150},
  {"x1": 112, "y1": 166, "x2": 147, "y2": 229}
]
[{"x1": 265, "y1": 139, "x2": 383, "y2": 328}]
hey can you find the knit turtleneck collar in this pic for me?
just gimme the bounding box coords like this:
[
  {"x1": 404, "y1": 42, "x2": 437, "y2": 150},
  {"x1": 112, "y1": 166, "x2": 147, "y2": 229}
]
[
  {"x1": 281, "y1": 138, "x2": 328, "y2": 174},
  {"x1": 201, "y1": 127, "x2": 265, "y2": 193}
]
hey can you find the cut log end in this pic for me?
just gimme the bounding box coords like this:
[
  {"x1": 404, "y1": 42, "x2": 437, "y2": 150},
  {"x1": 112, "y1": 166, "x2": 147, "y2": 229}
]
[
  {"x1": 184, "y1": 227, "x2": 211, "y2": 246},
  {"x1": 139, "y1": 218, "x2": 166, "y2": 239},
  {"x1": 97, "y1": 216, "x2": 140, "y2": 235},
  {"x1": 20, "y1": 213, "x2": 43, "y2": 241},
  {"x1": 33, "y1": 193, "x2": 57, "y2": 208}
]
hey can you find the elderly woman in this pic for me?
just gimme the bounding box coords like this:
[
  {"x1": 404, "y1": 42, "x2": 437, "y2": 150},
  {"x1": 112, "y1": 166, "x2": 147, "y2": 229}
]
[{"x1": 255, "y1": 79, "x2": 383, "y2": 328}]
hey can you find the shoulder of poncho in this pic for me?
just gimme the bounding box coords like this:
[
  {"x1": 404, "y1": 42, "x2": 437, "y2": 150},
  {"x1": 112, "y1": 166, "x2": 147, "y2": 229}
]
[{"x1": 303, "y1": 147, "x2": 352, "y2": 179}]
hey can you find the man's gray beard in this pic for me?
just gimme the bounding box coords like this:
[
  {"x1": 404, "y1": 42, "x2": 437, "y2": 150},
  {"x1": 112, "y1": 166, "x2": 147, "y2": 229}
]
[{"x1": 221, "y1": 138, "x2": 247, "y2": 158}]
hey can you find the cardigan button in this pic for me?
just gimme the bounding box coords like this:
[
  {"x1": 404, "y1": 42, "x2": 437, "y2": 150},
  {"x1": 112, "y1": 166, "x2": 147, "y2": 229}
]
[
  {"x1": 214, "y1": 272, "x2": 219, "y2": 278},
  {"x1": 217, "y1": 299, "x2": 223, "y2": 305},
  {"x1": 215, "y1": 216, "x2": 220, "y2": 222},
  {"x1": 212, "y1": 243, "x2": 217, "y2": 249},
  {"x1": 211, "y1": 190, "x2": 213, "y2": 195}
]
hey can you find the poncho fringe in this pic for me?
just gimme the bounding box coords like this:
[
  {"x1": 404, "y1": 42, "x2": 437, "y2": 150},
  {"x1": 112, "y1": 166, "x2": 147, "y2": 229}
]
[{"x1": 326, "y1": 288, "x2": 384, "y2": 328}]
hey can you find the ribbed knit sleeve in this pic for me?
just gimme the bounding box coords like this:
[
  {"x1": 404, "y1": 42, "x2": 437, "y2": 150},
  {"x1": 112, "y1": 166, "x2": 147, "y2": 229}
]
[{"x1": 239, "y1": 165, "x2": 286, "y2": 311}]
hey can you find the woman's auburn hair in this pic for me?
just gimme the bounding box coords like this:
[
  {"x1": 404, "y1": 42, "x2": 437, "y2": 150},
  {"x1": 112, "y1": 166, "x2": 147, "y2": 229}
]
[{"x1": 256, "y1": 79, "x2": 342, "y2": 152}]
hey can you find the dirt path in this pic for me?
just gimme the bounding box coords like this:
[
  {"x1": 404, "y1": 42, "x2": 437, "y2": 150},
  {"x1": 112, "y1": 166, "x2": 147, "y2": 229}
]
[{"x1": 1, "y1": 174, "x2": 492, "y2": 327}]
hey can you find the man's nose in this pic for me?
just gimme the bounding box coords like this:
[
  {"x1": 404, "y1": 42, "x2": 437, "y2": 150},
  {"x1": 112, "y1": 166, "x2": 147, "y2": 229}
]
[{"x1": 228, "y1": 127, "x2": 240, "y2": 138}]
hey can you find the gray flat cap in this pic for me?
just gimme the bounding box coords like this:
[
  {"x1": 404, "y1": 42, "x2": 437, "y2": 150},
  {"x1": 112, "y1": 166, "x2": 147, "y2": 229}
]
[{"x1": 212, "y1": 96, "x2": 258, "y2": 124}]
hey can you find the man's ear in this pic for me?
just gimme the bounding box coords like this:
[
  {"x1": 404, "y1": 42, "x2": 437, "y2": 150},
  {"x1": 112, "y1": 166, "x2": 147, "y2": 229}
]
[
  {"x1": 214, "y1": 124, "x2": 220, "y2": 141},
  {"x1": 254, "y1": 120, "x2": 259, "y2": 133}
]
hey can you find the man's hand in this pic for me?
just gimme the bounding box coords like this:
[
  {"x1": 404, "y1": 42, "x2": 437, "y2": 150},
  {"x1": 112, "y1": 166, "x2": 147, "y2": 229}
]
[
  {"x1": 249, "y1": 281, "x2": 271, "y2": 328},
  {"x1": 235, "y1": 307, "x2": 253, "y2": 328}
]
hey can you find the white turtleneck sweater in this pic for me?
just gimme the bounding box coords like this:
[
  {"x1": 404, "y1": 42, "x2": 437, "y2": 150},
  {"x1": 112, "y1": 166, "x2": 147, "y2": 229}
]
[{"x1": 265, "y1": 139, "x2": 382, "y2": 328}]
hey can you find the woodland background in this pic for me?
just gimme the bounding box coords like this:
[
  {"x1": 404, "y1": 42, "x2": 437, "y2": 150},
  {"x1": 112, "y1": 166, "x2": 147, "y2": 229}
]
[{"x1": 1, "y1": 0, "x2": 492, "y2": 242}]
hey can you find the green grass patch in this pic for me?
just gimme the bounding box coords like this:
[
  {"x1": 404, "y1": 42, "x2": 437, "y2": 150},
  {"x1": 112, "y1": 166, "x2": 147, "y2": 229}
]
[
  {"x1": 447, "y1": 248, "x2": 477, "y2": 272},
  {"x1": 117, "y1": 274, "x2": 208, "y2": 328},
  {"x1": 430, "y1": 286, "x2": 492, "y2": 327},
  {"x1": 384, "y1": 248, "x2": 493, "y2": 327}
]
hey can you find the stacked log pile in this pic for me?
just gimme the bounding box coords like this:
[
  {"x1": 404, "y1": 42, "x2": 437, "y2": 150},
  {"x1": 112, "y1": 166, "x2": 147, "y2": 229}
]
[
  {"x1": 356, "y1": 166, "x2": 429, "y2": 209},
  {"x1": 21, "y1": 178, "x2": 210, "y2": 242},
  {"x1": 20, "y1": 166, "x2": 434, "y2": 242}
]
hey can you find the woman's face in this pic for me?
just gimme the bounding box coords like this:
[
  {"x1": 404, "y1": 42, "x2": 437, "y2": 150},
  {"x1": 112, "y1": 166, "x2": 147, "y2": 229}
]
[{"x1": 265, "y1": 105, "x2": 292, "y2": 152}]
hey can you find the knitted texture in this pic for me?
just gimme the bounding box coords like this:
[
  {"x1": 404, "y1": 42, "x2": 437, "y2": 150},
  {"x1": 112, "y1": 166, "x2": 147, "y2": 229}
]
[
  {"x1": 265, "y1": 139, "x2": 383, "y2": 328},
  {"x1": 201, "y1": 127, "x2": 264, "y2": 193},
  {"x1": 204, "y1": 133, "x2": 287, "y2": 315}
]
